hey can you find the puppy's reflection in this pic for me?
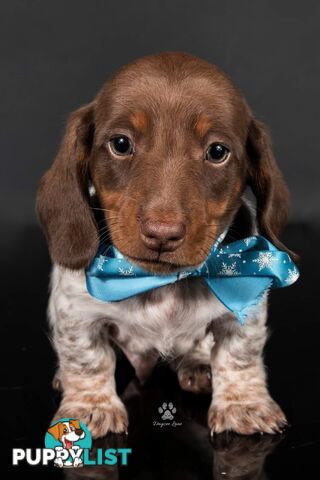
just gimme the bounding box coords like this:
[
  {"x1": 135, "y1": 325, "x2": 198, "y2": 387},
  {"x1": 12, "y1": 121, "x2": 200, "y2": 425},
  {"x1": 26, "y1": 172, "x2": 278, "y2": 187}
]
[
  {"x1": 211, "y1": 432, "x2": 283, "y2": 480},
  {"x1": 61, "y1": 374, "x2": 284, "y2": 480},
  {"x1": 61, "y1": 434, "x2": 124, "y2": 480}
]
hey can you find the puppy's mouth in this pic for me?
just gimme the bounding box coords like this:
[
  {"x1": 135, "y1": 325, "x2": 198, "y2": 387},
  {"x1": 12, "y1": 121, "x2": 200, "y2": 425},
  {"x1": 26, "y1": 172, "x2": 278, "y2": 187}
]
[{"x1": 120, "y1": 252, "x2": 204, "y2": 274}]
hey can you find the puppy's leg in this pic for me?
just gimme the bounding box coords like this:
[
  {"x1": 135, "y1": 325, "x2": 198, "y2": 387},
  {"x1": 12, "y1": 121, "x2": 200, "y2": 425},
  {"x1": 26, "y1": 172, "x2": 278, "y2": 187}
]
[
  {"x1": 208, "y1": 305, "x2": 287, "y2": 435},
  {"x1": 175, "y1": 332, "x2": 214, "y2": 394},
  {"x1": 51, "y1": 313, "x2": 128, "y2": 439}
]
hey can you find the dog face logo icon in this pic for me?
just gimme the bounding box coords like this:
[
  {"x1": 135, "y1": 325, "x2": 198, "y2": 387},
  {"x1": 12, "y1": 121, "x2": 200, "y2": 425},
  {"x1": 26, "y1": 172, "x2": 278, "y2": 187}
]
[
  {"x1": 48, "y1": 419, "x2": 85, "y2": 449},
  {"x1": 45, "y1": 418, "x2": 92, "y2": 468}
]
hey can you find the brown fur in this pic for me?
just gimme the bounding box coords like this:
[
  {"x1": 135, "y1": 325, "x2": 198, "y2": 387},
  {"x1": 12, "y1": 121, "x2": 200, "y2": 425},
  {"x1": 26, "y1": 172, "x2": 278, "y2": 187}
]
[
  {"x1": 36, "y1": 52, "x2": 291, "y2": 273},
  {"x1": 37, "y1": 52, "x2": 293, "y2": 439}
]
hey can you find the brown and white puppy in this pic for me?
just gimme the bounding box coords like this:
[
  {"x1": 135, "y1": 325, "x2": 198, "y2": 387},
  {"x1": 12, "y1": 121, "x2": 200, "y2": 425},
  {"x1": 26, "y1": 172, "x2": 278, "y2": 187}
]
[{"x1": 37, "y1": 52, "x2": 291, "y2": 438}]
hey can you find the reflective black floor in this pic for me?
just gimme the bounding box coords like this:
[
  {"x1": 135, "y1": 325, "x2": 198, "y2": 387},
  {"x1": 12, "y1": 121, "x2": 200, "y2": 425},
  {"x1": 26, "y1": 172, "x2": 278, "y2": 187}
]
[{"x1": 2, "y1": 223, "x2": 320, "y2": 478}]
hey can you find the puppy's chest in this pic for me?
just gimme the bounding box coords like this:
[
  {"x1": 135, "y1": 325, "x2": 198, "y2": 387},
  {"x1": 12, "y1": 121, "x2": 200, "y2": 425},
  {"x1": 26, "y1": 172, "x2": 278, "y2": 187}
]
[{"x1": 108, "y1": 279, "x2": 226, "y2": 356}]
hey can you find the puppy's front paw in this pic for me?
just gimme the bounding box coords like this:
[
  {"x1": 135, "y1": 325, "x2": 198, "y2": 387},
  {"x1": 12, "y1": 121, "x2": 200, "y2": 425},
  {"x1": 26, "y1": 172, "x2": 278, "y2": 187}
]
[
  {"x1": 54, "y1": 396, "x2": 128, "y2": 439},
  {"x1": 208, "y1": 397, "x2": 287, "y2": 435},
  {"x1": 178, "y1": 364, "x2": 212, "y2": 394}
]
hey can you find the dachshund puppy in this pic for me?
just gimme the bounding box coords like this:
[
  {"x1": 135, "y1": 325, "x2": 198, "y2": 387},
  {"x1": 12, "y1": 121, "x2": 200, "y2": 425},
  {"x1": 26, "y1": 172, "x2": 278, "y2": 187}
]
[{"x1": 37, "y1": 52, "x2": 290, "y2": 438}]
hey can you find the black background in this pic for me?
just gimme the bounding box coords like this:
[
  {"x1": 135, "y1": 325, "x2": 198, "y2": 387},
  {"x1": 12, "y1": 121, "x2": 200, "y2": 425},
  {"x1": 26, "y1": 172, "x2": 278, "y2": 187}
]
[
  {"x1": 1, "y1": 1, "x2": 320, "y2": 478},
  {"x1": 1, "y1": 0, "x2": 320, "y2": 233}
]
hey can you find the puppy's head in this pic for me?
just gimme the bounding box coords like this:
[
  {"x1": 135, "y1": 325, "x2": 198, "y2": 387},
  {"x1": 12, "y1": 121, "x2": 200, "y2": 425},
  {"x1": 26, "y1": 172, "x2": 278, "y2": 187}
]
[{"x1": 37, "y1": 52, "x2": 290, "y2": 273}]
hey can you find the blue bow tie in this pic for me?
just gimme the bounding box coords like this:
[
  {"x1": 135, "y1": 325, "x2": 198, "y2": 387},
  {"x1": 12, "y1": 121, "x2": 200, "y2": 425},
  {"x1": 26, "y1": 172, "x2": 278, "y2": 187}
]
[{"x1": 86, "y1": 234, "x2": 299, "y2": 324}]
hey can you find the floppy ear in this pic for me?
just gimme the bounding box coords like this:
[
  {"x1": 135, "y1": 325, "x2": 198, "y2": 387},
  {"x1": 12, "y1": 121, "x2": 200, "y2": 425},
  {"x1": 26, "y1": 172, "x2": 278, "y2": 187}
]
[
  {"x1": 48, "y1": 422, "x2": 63, "y2": 441},
  {"x1": 36, "y1": 102, "x2": 98, "y2": 269},
  {"x1": 246, "y1": 118, "x2": 294, "y2": 256},
  {"x1": 70, "y1": 419, "x2": 81, "y2": 430}
]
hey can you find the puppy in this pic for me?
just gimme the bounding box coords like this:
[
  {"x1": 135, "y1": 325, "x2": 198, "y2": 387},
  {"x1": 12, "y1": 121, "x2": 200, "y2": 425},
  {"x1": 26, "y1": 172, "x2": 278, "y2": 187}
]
[{"x1": 37, "y1": 52, "x2": 291, "y2": 438}]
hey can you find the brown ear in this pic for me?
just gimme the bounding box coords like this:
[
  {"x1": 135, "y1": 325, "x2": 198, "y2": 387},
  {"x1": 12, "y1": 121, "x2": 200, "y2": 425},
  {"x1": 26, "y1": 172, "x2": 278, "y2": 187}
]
[
  {"x1": 36, "y1": 102, "x2": 98, "y2": 269},
  {"x1": 48, "y1": 422, "x2": 63, "y2": 441},
  {"x1": 70, "y1": 419, "x2": 81, "y2": 430},
  {"x1": 246, "y1": 119, "x2": 293, "y2": 255}
]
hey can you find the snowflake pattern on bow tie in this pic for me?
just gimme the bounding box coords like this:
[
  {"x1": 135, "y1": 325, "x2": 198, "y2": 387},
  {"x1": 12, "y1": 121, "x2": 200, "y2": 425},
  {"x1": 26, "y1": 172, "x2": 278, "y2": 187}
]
[
  {"x1": 218, "y1": 262, "x2": 240, "y2": 276},
  {"x1": 97, "y1": 255, "x2": 106, "y2": 271},
  {"x1": 118, "y1": 266, "x2": 135, "y2": 276},
  {"x1": 252, "y1": 252, "x2": 278, "y2": 271},
  {"x1": 96, "y1": 243, "x2": 298, "y2": 289},
  {"x1": 243, "y1": 237, "x2": 255, "y2": 246},
  {"x1": 285, "y1": 267, "x2": 299, "y2": 285},
  {"x1": 86, "y1": 234, "x2": 300, "y2": 324}
]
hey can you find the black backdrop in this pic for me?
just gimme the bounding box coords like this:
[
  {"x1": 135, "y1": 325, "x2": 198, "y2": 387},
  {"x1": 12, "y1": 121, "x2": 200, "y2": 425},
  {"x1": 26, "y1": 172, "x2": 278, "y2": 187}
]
[
  {"x1": 1, "y1": 0, "x2": 320, "y2": 236},
  {"x1": 1, "y1": 1, "x2": 320, "y2": 477}
]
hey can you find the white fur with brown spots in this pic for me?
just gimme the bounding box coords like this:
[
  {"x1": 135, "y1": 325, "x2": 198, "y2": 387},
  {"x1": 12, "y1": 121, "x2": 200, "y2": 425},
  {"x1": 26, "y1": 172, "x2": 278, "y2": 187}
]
[{"x1": 49, "y1": 256, "x2": 286, "y2": 438}]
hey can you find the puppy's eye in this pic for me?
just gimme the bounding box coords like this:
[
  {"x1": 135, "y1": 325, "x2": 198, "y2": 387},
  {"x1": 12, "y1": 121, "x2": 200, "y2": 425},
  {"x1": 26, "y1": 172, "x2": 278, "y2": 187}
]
[
  {"x1": 205, "y1": 143, "x2": 230, "y2": 164},
  {"x1": 63, "y1": 428, "x2": 68, "y2": 433},
  {"x1": 109, "y1": 136, "x2": 133, "y2": 156}
]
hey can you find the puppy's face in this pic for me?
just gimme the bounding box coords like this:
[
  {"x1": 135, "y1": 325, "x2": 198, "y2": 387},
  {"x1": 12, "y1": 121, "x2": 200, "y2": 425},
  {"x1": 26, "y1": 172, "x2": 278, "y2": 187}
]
[
  {"x1": 91, "y1": 57, "x2": 248, "y2": 273},
  {"x1": 37, "y1": 53, "x2": 291, "y2": 271}
]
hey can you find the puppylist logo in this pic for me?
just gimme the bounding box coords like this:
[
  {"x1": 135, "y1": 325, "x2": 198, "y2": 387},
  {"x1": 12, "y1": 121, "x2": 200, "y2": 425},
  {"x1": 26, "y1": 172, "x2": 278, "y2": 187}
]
[
  {"x1": 12, "y1": 418, "x2": 131, "y2": 468},
  {"x1": 45, "y1": 418, "x2": 91, "y2": 468}
]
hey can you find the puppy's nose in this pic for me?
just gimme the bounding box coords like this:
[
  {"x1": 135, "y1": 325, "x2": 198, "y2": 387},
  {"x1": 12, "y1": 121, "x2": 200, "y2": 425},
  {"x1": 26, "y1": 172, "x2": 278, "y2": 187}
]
[{"x1": 140, "y1": 219, "x2": 186, "y2": 252}]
